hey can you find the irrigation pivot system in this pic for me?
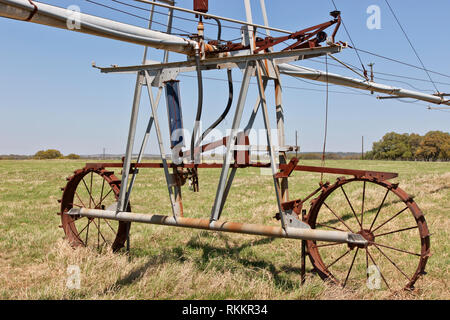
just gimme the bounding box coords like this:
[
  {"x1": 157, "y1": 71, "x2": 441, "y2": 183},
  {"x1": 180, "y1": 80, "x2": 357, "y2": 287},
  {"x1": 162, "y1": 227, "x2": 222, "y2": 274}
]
[{"x1": 1, "y1": 0, "x2": 438, "y2": 291}]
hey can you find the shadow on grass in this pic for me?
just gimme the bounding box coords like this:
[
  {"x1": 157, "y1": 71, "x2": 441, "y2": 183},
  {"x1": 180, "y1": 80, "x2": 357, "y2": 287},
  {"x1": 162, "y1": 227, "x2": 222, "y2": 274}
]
[
  {"x1": 100, "y1": 247, "x2": 187, "y2": 294},
  {"x1": 103, "y1": 231, "x2": 310, "y2": 294},
  {"x1": 184, "y1": 232, "x2": 307, "y2": 291}
]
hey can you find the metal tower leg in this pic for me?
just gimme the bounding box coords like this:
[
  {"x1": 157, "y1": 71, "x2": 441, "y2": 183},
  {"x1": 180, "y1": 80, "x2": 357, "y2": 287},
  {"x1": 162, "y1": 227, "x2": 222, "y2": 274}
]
[
  {"x1": 210, "y1": 63, "x2": 255, "y2": 221},
  {"x1": 254, "y1": 62, "x2": 286, "y2": 229},
  {"x1": 117, "y1": 72, "x2": 144, "y2": 213},
  {"x1": 144, "y1": 71, "x2": 180, "y2": 218}
]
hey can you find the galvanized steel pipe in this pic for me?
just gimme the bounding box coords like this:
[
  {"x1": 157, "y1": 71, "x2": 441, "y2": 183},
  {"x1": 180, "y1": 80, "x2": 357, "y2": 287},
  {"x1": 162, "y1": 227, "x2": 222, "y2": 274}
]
[
  {"x1": 68, "y1": 208, "x2": 367, "y2": 245},
  {"x1": 0, "y1": 0, "x2": 196, "y2": 55},
  {"x1": 278, "y1": 63, "x2": 450, "y2": 106}
]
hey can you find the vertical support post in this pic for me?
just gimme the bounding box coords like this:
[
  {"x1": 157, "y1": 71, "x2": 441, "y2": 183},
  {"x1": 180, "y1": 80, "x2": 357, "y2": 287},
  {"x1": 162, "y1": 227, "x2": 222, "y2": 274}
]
[
  {"x1": 361, "y1": 135, "x2": 364, "y2": 160},
  {"x1": 261, "y1": 0, "x2": 289, "y2": 202},
  {"x1": 245, "y1": 0, "x2": 286, "y2": 229},
  {"x1": 275, "y1": 78, "x2": 289, "y2": 202},
  {"x1": 117, "y1": 72, "x2": 143, "y2": 212},
  {"x1": 255, "y1": 62, "x2": 286, "y2": 230},
  {"x1": 144, "y1": 71, "x2": 180, "y2": 218},
  {"x1": 301, "y1": 209, "x2": 306, "y2": 284},
  {"x1": 122, "y1": 0, "x2": 160, "y2": 251},
  {"x1": 210, "y1": 63, "x2": 255, "y2": 221}
]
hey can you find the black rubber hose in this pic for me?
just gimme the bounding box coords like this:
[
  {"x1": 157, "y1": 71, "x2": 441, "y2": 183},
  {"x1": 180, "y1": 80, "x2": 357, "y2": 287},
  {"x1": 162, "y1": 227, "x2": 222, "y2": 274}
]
[
  {"x1": 205, "y1": 16, "x2": 222, "y2": 42},
  {"x1": 199, "y1": 68, "x2": 233, "y2": 143},
  {"x1": 191, "y1": 53, "x2": 203, "y2": 162}
]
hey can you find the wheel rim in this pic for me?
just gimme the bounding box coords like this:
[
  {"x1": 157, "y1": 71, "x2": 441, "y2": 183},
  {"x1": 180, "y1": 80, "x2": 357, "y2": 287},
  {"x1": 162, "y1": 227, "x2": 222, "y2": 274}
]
[
  {"x1": 306, "y1": 177, "x2": 430, "y2": 291},
  {"x1": 59, "y1": 167, "x2": 130, "y2": 252}
]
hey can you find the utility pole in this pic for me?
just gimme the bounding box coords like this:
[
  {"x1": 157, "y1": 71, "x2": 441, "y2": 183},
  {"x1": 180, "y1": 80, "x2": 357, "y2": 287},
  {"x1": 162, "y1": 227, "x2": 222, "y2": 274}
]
[
  {"x1": 368, "y1": 63, "x2": 374, "y2": 94},
  {"x1": 361, "y1": 136, "x2": 364, "y2": 160},
  {"x1": 295, "y1": 130, "x2": 298, "y2": 158},
  {"x1": 103, "y1": 147, "x2": 106, "y2": 160}
]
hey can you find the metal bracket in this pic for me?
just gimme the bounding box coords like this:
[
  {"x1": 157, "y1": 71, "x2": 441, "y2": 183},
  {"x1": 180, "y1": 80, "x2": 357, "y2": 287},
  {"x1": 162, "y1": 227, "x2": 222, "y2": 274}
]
[{"x1": 281, "y1": 210, "x2": 310, "y2": 229}]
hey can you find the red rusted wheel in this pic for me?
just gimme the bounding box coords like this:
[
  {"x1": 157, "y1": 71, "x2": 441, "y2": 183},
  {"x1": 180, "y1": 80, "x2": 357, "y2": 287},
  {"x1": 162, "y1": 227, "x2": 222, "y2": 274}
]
[
  {"x1": 59, "y1": 167, "x2": 130, "y2": 252},
  {"x1": 306, "y1": 177, "x2": 430, "y2": 291}
]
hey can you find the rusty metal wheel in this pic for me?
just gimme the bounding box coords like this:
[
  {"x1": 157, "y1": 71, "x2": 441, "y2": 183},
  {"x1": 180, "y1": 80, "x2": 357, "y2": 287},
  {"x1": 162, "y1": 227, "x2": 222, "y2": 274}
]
[
  {"x1": 306, "y1": 177, "x2": 430, "y2": 291},
  {"x1": 59, "y1": 167, "x2": 130, "y2": 252}
]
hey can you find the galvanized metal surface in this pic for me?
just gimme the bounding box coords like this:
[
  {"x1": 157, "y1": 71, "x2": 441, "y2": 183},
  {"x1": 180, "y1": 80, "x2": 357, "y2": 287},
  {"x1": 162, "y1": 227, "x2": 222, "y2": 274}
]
[
  {"x1": 0, "y1": 0, "x2": 196, "y2": 54},
  {"x1": 67, "y1": 207, "x2": 367, "y2": 246}
]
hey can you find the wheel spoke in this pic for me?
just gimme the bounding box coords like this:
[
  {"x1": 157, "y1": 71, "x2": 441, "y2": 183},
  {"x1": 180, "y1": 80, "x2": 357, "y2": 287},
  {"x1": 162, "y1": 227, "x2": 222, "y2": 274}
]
[
  {"x1": 372, "y1": 243, "x2": 411, "y2": 281},
  {"x1": 315, "y1": 242, "x2": 346, "y2": 248},
  {"x1": 91, "y1": 218, "x2": 109, "y2": 246},
  {"x1": 74, "y1": 191, "x2": 87, "y2": 208},
  {"x1": 371, "y1": 242, "x2": 421, "y2": 257},
  {"x1": 343, "y1": 247, "x2": 359, "y2": 288},
  {"x1": 326, "y1": 248, "x2": 351, "y2": 269},
  {"x1": 361, "y1": 181, "x2": 366, "y2": 228},
  {"x1": 103, "y1": 218, "x2": 116, "y2": 233},
  {"x1": 76, "y1": 218, "x2": 93, "y2": 238},
  {"x1": 369, "y1": 189, "x2": 389, "y2": 231},
  {"x1": 69, "y1": 203, "x2": 83, "y2": 208},
  {"x1": 89, "y1": 172, "x2": 93, "y2": 208},
  {"x1": 375, "y1": 226, "x2": 418, "y2": 238},
  {"x1": 98, "y1": 188, "x2": 114, "y2": 207},
  {"x1": 97, "y1": 218, "x2": 100, "y2": 249},
  {"x1": 85, "y1": 219, "x2": 90, "y2": 246},
  {"x1": 81, "y1": 177, "x2": 98, "y2": 209},
  {"x1": 316, "y1": 222, "x2": 346, "y2": 232},
  {"x1": 97, "y1": 178, "x2": 105, "y2": 208},
  {"x1": 372, "y1": 206, "x2": 408, "y2": 233},
  {"x1": 365, "y1": 249, "x2": 369, "y2": 280},
  {"x1": 323, "y1": 202, "x2": 355, "y2": 233},
  {"x1": 340, "y1": 186, "x2": 362, "y2": 229},
  {"x1": 366, "y1": 247, "x2": 390, "y2": 290}
]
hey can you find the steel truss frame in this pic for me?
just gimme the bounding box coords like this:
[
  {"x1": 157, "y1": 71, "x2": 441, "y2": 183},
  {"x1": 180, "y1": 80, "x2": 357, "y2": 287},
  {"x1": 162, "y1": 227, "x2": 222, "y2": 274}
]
[
  {"x1": 65, "y1": 1, "x2": 397, "y2": 249},
  {"x1": 69, "y1": 43, "x2": 378, "y2": 248}
]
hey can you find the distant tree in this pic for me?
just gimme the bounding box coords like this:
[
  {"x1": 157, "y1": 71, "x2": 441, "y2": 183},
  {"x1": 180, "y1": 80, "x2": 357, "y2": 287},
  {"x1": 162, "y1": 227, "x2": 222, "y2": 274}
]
[
  {"x1": 409, "y1": 133, "x2": 422, "y2": 159},
  {"x1": 65, "y1": 153, "x2": 81, "y2": 159},
  {"x1": 33, "y1": 149, "x2": 63, "y2": 159},
  {"x1": 416, "y1": 131, "x2": 450, "y2": 161},
  {"x1": 371, "y1": 132, "x2": 413, "y2": 160}
]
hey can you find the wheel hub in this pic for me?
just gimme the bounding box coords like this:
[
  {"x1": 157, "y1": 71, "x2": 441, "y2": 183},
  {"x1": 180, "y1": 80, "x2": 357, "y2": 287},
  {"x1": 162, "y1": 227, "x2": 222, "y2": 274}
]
[
  {"x1": 348, "y1": 229, "x2": 374, "y2": 249},
  {"x1": 358, "y1": 229, "x2": 375, "y2": 248}
]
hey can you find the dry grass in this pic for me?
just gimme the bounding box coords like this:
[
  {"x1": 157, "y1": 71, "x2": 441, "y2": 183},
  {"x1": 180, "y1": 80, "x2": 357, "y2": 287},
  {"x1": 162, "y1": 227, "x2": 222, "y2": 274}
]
[{"x1": 0, "y1": 159, "x2": 448, "y2": 299}]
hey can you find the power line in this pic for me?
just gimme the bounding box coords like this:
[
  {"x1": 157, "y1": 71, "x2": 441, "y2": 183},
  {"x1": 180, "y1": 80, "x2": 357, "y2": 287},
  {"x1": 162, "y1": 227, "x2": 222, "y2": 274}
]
[
  {"x1": 309, "y1": 57, "x2": 450, "y2": 87},
  {"x1": 330, "y1": 0, "x2": 368, "y2": 79},
  {"x1": 110, "y1": 0, "x2": 248, "y2": 41},
  {"x1": 384, "y1": 0, "x2": 440, "y2": 93},
  {"x1": 348, "y1": 46, "x2": 450, "y2": 80},
  {"x1": 307, "y1": 57, "x2": 447, "y2": 91},
  {"x1": 85, "y1": 0, "x2": 193, "y2": 36}
]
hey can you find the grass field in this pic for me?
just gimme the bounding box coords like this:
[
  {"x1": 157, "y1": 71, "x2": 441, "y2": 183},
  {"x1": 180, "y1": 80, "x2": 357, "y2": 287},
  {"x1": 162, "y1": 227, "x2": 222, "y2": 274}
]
[{"x1": 0, "y1": 159, "x2": 448, "y2": 299}]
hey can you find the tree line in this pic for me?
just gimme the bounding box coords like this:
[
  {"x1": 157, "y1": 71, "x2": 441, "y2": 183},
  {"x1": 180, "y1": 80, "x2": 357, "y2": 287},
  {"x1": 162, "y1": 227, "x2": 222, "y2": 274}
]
[
  {"x1": 0, "y1": 149, "x2": 80, "y2": 160},
  {"x1": 364, "y1": 131, "x2": 450, "y2": 161}
]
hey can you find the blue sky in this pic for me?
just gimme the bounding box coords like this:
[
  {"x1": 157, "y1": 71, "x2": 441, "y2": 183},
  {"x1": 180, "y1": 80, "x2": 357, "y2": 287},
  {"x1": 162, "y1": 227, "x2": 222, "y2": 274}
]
[{"x1": 1, "y1": 0, "x2": 449, "y2": 155}]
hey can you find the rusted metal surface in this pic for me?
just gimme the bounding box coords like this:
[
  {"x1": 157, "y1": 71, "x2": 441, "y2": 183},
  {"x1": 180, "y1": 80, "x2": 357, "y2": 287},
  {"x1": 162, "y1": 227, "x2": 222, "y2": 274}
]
[
  {"x1": 84, "y1": 159, "x2": 398, "y2": 181},
  {"x1": 67, "y1": 207, "x2": 367, "y2": 246},
  {"x1": 59, "y1": 167, "x2": 130, "y2": 252},
  {"x1": 193, "y1": 0, "x2": 208, "y2": 13},
  {"x1": 305, "y1": 176, "x2": 430, "y2": 290},
  {"x1": 211, "y1": 11, "x2": 342, "y2": 54}
]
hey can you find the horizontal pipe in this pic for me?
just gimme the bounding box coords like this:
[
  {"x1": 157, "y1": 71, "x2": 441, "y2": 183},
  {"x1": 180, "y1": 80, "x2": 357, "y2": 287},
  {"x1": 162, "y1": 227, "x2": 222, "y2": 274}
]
[
  {"x1": 68, "y1": 207, "x2": 367, "y2": 245},
  {"x1": 278, "y1": 63, "x2": 450, "y2": 106},
  {"x1": 98, "y1": 46, "x2": 342, "y2": 74},
  {"x1": 0, "y1": 0, "x2": 196, "y2": 55},
  {"x1": 134, "y1": 0, "x2": 292, "y2": 34}
]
